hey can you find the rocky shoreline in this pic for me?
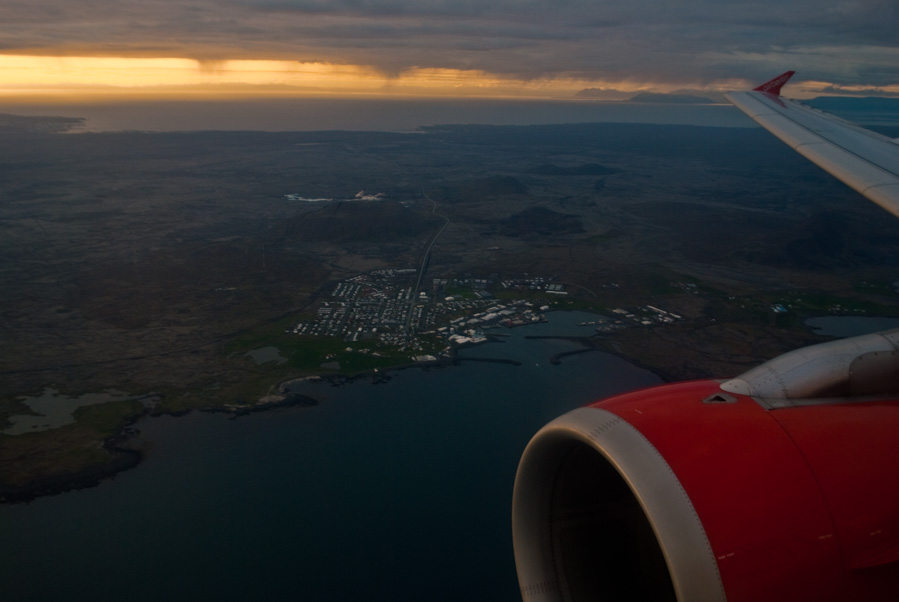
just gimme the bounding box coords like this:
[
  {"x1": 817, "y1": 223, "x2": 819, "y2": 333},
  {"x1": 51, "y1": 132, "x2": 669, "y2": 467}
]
[
  {"x1": 0, "y1": 431, "x2": 142, "y2": 504},
  {"x1": 0, "y1": 330, "x2": 662, "y2": 504}
]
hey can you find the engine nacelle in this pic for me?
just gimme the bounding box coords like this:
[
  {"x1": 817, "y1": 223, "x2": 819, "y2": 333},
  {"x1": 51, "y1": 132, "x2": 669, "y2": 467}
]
[{"x1": 513, "y1": 336, "x2": 899, "y2": 601}]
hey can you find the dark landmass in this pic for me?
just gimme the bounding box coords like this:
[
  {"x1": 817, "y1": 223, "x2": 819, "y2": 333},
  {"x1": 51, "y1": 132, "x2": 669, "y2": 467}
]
[
  {"x1": 500, "y1": 207, "x2": 584, "y2": 237},
  {"x1": 803, "y1": 97, "x2": 899, "y2": 134},
  {"x1": 433, "y1": 175, "x2": 529, "y2": 203},
  {"x1": 0, "y1": 113, "x2": 86, "y2": 134},
  {"x1": 223, "y1": 393, "x2": 320, "y2": 416},
  {"x1": 574, "y1": 89, "x2": 723, "y2": 103},
  {"x1": 806, "y1": 96, "x2": 899, "y2": 112},
  {"x1": 574, "y1": 89, "x2": 622, "y2": 99},
  {"x1": 527, "y1": 163, "x2": 621, "y2": 176},
  {"x1": 627, "y1": 92, "x2": 716, "y2": 104},
  {"x1": 0, "y1": 444, "x2": 140, "y2": 503},
  {"x1": 280, "y1": 201, "x2": 444, "y2": 243},
  {"x1": 745, "y1": 211, "x2": 899, "y2": 269},
  {"x1": 4, "y1": 118, "x2": 899, "y2": 498},
  {"x1": 0, "y1": 400, "x2": 145, "y2": 503}
]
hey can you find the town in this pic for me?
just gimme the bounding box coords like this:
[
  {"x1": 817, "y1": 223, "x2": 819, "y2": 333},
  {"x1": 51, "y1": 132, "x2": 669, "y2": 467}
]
[{"x1": 290, "y1": 268, "x2": 685, "y2": 359}]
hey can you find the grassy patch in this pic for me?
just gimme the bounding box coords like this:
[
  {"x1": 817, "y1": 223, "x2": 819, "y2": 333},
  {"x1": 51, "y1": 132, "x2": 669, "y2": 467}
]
[
  {"x1": 0, "y1": 427, "x2": 117, "y2": 486},
  {"x1": 222, "y1": 314, "x2": 303, "y2": 354},
  {"x1": 492, "y1": 289, "x2": 554, "y2": 304},
  {"x1": 153, "y1": 366, "x2": 298, "y2": 413},
  {"x1": 336, "y1": 349, "x2": 411, "y2": 373},
  {"x1": 584, "y1": 229, "x2": 623, "y2": 244},
  {"x1": 607, "y1": 266, "x2": 682, "y2": 298},
  {"x1": 242, "y1": 334, "x2": 416, "y2": 375},
  {"x1": 853, "y1": 279, "x2": 897, "y2": 297},
  {"x1": 669, "y1": 274, "x2": 728, "y2": 298},
  {"x1": 279, "y1": 336, "x2": 354, "y2": 371},
  {"x1": 152, "y1": 329, "x2": 428, "y2": 414},
  {"x1": 551, "y1": 298, "x2": 609, "y2": 313},
  {"x1": 712, "y1": 289, "x2": 899, "y2": 336},
  {"x1": 769, "y1": 291, "x2": 899, "y2": 315},
  {"x1": 154, "y1": 390, "x2": 221, "y2": 414},
  {"x1": 73, "y1": 400, "x2": 145, "y2": 437},
  {"x1": 443, "y1": 285, "x2": 478, "y2": 299}
]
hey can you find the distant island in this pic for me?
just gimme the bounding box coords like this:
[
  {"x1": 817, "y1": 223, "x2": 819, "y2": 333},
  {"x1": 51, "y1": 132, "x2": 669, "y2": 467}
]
[
  {"x1": 0, "y1": 113, "x2": 86, "y2": 134},
  {"x1": 626, "y1": 92, "x2": 716, "y2": 104},
  {"x1": 805, "y1": 96, "x2": 899, "y2": 112},
  {"x1": 574, "y1": 90, "x2": 718, "y2": 104}
]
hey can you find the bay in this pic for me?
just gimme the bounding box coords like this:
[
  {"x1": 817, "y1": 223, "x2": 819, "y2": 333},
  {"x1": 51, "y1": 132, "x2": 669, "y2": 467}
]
[
  {"x1": 0, "y1": 97, "x2": 751, "y2": 133},
  {"x1": 805, "y1": 316, "x2": 899, "y2": 338},
  {"x1": 0, "y1": 311, "x2": 660, "y2": 601}
]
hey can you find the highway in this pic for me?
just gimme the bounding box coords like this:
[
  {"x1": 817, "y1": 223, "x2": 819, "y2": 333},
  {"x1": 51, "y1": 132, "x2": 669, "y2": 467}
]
[{"x1": 404, "y1": 187, "x2": 450, "y2": 336}]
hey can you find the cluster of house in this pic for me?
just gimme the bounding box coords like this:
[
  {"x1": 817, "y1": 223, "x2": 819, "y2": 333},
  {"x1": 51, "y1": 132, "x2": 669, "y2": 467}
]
[
  {"x1": 291, "y1": 270, "x2": 554, "y2": 351},
  {"x1": 610, "y1": 305, "x2": 683, "y2": 326}
]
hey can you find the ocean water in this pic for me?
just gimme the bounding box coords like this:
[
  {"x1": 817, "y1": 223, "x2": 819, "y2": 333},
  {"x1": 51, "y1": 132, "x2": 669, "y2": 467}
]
[
  {"x1": 0, "y1": 97, "x2": 752, "y2": 132},
  {"x1": 0, "y1": 311, "x2": 660, "y2": 602},
  {"x1": 805, "y1": 316, "x2": 899, "y2": 338}
]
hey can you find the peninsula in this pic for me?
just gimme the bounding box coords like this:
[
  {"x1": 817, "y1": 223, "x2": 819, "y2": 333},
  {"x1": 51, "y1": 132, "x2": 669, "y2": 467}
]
[{"x1": 3, "y1": 119, "x2": 899, "y2": 501}]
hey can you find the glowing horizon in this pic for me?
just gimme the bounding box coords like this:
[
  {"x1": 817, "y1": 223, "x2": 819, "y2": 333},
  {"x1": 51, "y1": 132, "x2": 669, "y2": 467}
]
[
  {"x1": 3, "y1": 54, "x2": 894, "y2": 104},
  {"x1": 0, "y1": 54, "x2": 719, "y2": 102}
]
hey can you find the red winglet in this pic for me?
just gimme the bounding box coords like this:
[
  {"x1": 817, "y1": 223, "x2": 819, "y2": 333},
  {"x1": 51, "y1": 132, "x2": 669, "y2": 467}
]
[{"x1": 753, "y1": 70, "x2": 796, "y2": 95}]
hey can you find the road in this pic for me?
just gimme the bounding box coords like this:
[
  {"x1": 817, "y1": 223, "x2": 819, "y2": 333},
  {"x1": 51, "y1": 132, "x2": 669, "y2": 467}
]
[{"x1": 404, "y1": 187, "x2": 451, "y2": 336}]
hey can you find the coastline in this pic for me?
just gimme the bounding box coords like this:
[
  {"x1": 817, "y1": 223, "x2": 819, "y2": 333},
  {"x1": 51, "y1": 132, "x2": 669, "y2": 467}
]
[
  {"x1": 0, "y1": 423, "x2": 142, "y2": 504},
  {"x1": 0, "y1": 349, "x2": 458, "y2": 502},
  {"x1": 0, "y1": 314, "x2": 681, "y2": 504},
  {"x1": 524, "y1": 332, "x2": 689, "y2": 382}
]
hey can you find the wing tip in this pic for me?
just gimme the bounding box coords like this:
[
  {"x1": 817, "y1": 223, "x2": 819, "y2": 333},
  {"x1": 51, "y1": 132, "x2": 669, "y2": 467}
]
[{"x1": 752, "y1": 71, "x2": 796, "y2": 95}]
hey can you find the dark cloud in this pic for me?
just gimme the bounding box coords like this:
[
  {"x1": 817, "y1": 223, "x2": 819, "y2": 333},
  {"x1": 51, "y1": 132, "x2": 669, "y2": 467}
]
[{"x1": 1, "y1": 0, "x2": 897, "y2": 87}]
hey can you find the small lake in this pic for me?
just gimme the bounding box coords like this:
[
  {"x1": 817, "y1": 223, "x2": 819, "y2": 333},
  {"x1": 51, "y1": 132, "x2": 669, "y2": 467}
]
[
  {"x1": 3, "y1": 388, "x2": 134, "y2": 435},
  {"x1": 244, "y1": 346, "x2": 288, "y2": 365}
]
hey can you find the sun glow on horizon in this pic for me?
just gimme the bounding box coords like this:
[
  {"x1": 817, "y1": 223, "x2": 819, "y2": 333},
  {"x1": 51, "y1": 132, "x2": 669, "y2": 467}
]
[
  {"x1": 10, "y1": 53, "x2": 882, "y2": 103},
  {"x1": 0, "y1": 55, "x2": 381, "y2": 93},
  {"x1": 0, "y1": 54, "x2": 678, "y2": 101}
]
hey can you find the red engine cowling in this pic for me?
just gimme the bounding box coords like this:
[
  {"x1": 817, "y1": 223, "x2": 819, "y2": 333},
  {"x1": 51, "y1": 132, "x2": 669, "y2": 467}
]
[{"x1": 512, "y1": 331, "x2": 899, "y2": 601}]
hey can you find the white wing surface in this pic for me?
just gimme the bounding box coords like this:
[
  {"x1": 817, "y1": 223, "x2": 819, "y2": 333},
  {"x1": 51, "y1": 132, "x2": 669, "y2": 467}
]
[{"x1": 726, "y1": 73, "x2": 899, "y2": 218}]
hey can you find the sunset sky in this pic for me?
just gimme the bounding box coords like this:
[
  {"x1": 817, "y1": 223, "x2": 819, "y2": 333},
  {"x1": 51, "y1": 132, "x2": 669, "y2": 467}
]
[{"x1": 1, "y1": 0, "x2": 898, "y2": 100}]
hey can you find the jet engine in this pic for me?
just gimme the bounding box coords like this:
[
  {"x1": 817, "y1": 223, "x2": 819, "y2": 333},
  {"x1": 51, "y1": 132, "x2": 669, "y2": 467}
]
[{"x1": 512, "y1": 330, "x2": 899, "y2": 601}]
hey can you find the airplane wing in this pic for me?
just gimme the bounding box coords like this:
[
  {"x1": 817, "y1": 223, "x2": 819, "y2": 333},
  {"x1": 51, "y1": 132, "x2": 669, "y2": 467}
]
[{"x1": 725, "y1": 71, "x2": 899, "y2": 218}]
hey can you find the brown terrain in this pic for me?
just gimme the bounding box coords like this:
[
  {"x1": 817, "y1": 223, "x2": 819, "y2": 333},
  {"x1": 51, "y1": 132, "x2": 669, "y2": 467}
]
[{"x1": 3, "y1": 117, "x2": 899, "y2": 498}]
